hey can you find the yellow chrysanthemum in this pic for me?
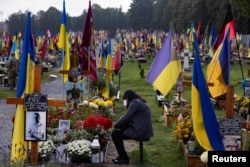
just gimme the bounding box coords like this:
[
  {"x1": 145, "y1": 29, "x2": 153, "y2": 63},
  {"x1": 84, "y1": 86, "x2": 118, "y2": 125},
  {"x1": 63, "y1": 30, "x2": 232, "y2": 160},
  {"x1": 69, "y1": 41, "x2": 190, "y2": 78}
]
[
  {"x1": 98, "y1": 100, "x2": 105, "y2": 107},
  {"x1": 105, "y1": 100, "x2": 113, "y2": 107},
  {"x1": 89, "y1": 102, "x2": 99, "y2": 109},
  {"x1": 93, "y1": 99, "x2": 100, "y2": 104}
]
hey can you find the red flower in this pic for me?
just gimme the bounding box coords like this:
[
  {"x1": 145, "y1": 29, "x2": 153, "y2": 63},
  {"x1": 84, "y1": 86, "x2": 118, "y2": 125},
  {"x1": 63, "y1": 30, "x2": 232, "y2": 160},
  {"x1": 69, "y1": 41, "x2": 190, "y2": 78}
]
[
  {"x1": 59, "y1": 111, "x2": 64, "y2": 116},
  {"x1": 96, "y1": 116, "x2": 106, "y2": 127},
  {"x1": 48, "y1": 115, "x2": 53, "y2": 121},
  {"x1": 83, "y1": 116, "x2": 97, "y2": 128},
  {"x1": 67, "y1": 111, "x2": 73, "y2": 116},
  {"x1": 104, "y1": 118, "x2": 113, "y2": 130}
]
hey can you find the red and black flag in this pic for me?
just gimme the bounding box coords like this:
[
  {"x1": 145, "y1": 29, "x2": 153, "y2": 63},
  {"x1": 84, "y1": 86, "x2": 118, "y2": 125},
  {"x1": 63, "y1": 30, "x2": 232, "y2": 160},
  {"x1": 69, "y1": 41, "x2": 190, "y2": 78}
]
[{"x1": 213, "y1": 4, "x2": 236, "y2": 51}]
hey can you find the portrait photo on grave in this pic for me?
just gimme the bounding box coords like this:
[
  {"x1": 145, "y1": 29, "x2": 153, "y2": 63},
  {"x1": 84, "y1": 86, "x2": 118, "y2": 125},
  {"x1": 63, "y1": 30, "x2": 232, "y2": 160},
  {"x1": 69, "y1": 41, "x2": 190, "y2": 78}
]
[
  {"x1": 222, "y1": 135, "x2": 241, "y2": 151},
  {"x1": 66, "y1": 82, "x2": 85, "y2": 104},
  {"x1": 58, "y1": 120, "x2": 70, "y2": 134},
  {"x1": 25, "y1": 111, "x2": 47, "y2": 141}
]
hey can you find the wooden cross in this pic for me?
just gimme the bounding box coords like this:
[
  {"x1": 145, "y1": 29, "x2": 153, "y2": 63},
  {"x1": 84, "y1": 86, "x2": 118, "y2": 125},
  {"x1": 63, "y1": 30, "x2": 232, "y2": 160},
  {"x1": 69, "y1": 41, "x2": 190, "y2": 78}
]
[
  {"x1": 6, "y1": 65, "x2": 65, "y2": 165},
  {"x1": 59, "y1": 48, "x2": 87, "y2": 110}
]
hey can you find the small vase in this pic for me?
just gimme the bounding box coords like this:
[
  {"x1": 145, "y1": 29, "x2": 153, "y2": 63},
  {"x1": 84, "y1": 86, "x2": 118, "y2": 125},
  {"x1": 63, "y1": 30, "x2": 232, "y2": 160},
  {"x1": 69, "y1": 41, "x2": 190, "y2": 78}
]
[{"x1": 91, "y1": 151, "x2": 104, "y2": 163}]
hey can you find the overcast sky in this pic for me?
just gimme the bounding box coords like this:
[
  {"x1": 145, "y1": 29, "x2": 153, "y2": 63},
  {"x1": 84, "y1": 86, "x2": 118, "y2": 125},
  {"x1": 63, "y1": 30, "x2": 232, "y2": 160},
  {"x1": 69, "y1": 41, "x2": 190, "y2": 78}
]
[{"x1": 0, "y1": 0, "x2": 132, "y2": 21}]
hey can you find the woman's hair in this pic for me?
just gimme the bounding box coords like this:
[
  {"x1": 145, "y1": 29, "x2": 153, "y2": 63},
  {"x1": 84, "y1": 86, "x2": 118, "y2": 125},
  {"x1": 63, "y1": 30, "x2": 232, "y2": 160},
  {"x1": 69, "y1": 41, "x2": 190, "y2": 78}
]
[{"x1": 122, "y1": 89, "x2": 146, "y2": 107}]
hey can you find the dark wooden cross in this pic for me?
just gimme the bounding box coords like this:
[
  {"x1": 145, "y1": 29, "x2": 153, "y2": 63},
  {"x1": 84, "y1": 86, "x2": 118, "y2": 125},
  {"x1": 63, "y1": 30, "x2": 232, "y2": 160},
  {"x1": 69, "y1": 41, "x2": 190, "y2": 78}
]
[
  {"x1": 59, "y1": 48, "x2": 87, "y2": 110},
  {"x1": 6, "y1": 65, "x2": 65, "y2": 165}
]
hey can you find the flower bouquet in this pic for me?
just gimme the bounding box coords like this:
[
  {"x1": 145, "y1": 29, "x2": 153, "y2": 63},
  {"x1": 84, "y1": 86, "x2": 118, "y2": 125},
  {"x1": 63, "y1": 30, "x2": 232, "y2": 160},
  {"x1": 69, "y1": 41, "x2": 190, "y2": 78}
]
[
  {"x1": 83, "y1": 115, "x2": 113, "y2": 149},
  {"x1": 66, "y1": 139, "x2": 92, "y2": 163},
  {"x1": 38, "y1": 140, "x2": 56, "y2": 163},
  {"x1": 172, "y1": 115, "x2": 194, "y2": 144}
]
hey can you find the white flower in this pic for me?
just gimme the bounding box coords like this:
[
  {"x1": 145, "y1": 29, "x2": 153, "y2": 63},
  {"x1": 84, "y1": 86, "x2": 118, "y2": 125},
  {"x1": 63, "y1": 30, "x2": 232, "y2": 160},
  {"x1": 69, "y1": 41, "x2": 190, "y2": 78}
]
[
  {"x1": 82, "y1": 100, "x2": 99, "y2": 109},
  {"x1": 38, "y1": 140, "x2": 56, "y2": 157},
  {"x1": 66, "y1": 139, "x2": 92, "y2": 158},
  {"x1": 200, "y1": 151, "x2": 208, "y2": 164}
]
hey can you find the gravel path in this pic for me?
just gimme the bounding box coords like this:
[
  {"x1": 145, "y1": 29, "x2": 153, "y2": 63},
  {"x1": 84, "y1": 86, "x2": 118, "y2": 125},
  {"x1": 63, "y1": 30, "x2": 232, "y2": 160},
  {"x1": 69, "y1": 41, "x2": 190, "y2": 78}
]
[{"x1": 0, "y1": 69, "x2": 137, "y2": 166}]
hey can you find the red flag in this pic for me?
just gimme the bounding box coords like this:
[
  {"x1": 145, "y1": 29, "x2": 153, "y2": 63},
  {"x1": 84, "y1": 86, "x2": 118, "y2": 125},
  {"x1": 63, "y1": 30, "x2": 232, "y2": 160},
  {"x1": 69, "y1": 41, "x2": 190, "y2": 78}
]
[
  {"x1": 40, "y1": 35, "x2": 47, "y2": 60},
  {"x1": 112, "y1": 46, "x2": 121, "y2": 72},
  {"x1": 197, "y1": 22, "x2": 202, "y2": 44},
  {"x1": 80, "y1": 1, "x2": 97, "y2": 82},
  {"x1": 214, "y1": 4, "x2": 236, "y2": 51}
]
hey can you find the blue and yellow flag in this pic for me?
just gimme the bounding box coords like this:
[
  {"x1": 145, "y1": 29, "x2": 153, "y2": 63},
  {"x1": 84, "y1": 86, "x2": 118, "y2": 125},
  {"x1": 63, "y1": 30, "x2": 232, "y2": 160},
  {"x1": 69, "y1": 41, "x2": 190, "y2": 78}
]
[
  {"x1": 58, "y1": 0, "x2": 70, "y2": 82},
  {"x1": 192, "y1": 32, "x2": 224, "y2": 151},
  {"x1": 189, "y1": 22, "x2": 195, "y2": 44},
  {"x1": 206, "y1": 30, "x2": 230, "y2": 98},
  {"x1": 103, "y1": 38, "x2": 112, "y2": 98},
  {"x1": 146, "y1": 30, "x2": 182, "y2": 96},
  {"x1": 11, "y1": 12, "x2": 36, "y2": 162},
  {"x1": 98, "y1": 41, "x2": 106, "y2": 68}
]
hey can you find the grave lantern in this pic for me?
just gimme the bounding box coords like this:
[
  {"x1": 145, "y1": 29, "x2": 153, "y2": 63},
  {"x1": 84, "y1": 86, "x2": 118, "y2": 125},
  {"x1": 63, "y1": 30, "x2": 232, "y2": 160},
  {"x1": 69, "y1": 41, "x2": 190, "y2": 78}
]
[{"x1": 91, "y1": 136, "x2": 101, "y2": 163}]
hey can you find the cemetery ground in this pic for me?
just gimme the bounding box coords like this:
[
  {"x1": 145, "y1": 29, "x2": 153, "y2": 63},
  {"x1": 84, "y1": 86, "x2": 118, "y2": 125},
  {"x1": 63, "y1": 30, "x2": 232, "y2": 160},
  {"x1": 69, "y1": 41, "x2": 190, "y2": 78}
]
[{"x1": 0, "y1": 57, "x2": 250, "y2": 167}]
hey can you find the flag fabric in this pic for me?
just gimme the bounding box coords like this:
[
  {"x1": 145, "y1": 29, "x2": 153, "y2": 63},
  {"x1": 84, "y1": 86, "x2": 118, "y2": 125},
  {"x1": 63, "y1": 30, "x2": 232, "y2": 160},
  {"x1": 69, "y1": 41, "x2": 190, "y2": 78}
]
[
  {"x1": 213, "y1": 4, "x2": 236, "y2": 51},
  {"x1": 189, "y1": 22, "x2": 196, "y2": 44},
  {"x1": 80, "y1": 1, "x2": 97, "y2": 82},
  {"x1": 112, "y1": 43, "x2": 121, "y2": 72},
  {"x1": 192, "y1": 32, "x2": 224, "y2": 151},
  {"x1": 197, "y1": 22, "x2": 202, "y2": 44},
  {"x1": 103, "y1": 38, "x2": 112, "y2": 98},
  {"x1": 209, "y1": 23, "x2": 216, "y2": 47},
  {"x1": 206, "y1": 30, "x2": 230, "y2": 98},
  {"x1": 98, "y1": 41, "x2": 105, "y2": 68},
  {"x1": 11, "y1": 12, "x2": 36, "y2": 162},
  {"x1": 206, "y1": 23, "x2": 216, "y2": 62},
  {"x1": 58, "y1": 0, "x2": 70, "y2": 82},
  {"x1": 146, "y1": 30, "x2": 182, "y2": 96},
  {"x1": 202, "y1": 22, "x2": 209, "y2": 48},
  {"x1": 40, "y1": 35, "x2": 47, "y2": 60}
]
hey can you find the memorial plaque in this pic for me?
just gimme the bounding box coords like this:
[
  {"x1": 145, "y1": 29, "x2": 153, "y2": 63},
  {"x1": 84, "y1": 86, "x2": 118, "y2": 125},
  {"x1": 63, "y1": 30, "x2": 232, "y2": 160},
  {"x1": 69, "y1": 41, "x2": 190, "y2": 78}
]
[
  {"x1": 244, "y1": 87, "x2": 250, "y2": 97},
  {"x1": 24, "y1": 93, "x2": 48, "y2": 111},
  {"x1": 218, "y1": 117, "x2": 242, "y2": 135},
  {"x1": 69, "y1": 68, "x2": 81, "y2": 77}
]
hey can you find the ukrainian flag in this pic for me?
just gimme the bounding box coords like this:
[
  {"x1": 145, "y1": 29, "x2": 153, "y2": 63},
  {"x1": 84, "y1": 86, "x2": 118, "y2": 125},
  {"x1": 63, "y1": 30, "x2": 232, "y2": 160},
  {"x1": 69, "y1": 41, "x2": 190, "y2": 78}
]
[
  {"x1": 146, "y1": 30, "x2": 182, "y2": 96},
  {"x1": 58, "y1": 0, "x2": 70, "y2": 82},
  {"x1": 192, "y1": 32, "x2": 224, "y2": 151},
  {"x1": 206, "y1": 30, "x2": 230, "y2": 98},
  {"x1": 11, "y1": 12, "x2": 36, "y2": 162},
  {"x1": 98, "y1": 41, "x2": 105, "y2": 69},
  {"x1": 103, "y1": 38, "x2": 112, "y2": 98}
]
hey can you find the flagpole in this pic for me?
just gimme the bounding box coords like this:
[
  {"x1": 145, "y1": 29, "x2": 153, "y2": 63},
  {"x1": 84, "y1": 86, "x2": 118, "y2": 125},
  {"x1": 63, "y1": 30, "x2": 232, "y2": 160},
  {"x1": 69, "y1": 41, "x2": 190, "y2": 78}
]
[{"x1": 62, "y1": 50, "x2": 65, "y2": 100}]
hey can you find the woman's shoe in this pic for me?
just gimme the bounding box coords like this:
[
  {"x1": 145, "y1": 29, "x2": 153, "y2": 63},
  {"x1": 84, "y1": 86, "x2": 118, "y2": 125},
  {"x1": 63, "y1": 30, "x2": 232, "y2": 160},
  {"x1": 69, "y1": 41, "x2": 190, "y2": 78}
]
[
  {"x1": 113, "y1": 158, "x2": 129, "y2": 164},
  {"x1": 112, "y1": 156, "x2": 121, "y2": 162}
]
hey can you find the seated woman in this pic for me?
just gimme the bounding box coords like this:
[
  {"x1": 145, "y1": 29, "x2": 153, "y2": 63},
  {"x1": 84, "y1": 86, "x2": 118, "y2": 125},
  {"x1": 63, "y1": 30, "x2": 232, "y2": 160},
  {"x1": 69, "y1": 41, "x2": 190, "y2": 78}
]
[{"x1": 111, "y1": 89, "x2": 154, "y2": 164}]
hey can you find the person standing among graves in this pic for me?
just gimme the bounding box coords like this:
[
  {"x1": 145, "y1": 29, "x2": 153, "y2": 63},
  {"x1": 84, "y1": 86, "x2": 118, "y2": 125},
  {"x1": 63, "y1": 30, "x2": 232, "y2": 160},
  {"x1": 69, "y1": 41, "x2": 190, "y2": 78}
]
[
  {"x1": 111, "y1": 89, "x2": 154, "y2": 164},
  {"x1": 6, "y1": 53, "x2": 19, "y2": 89}
]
